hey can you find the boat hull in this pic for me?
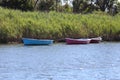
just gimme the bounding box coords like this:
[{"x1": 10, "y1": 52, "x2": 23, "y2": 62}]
[
  {"x1": 22, "y1": 38, "x2": 53, "y2": 45},
  {"x1": 66, "y1": 38, "x2": 91, "y2": 44},
  {"x1": 90, "y1": 37, "x2": 102, "y2": 43}
]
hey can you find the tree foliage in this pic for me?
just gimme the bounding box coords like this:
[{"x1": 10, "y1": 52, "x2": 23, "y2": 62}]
[
  {"x1": 118, "y1": 2, "x2": 120, "y2": 12},
  {"x1": 37, "y1": 0, "x2": 54, "y2": 11},
  {"x1": 0, "y1": 0, "x2": 119, "y2": 15},
  {"x1": 72, "y1": 0, "x2": 118, "y2": 15},
  {"x1": 96, "y1": 0, "x2": 118, "y2": 15},
  {"x1": 72, "y1": 0, "x2": 97, "y2": 13},
  {"x1": 0, "y1": 0, "x2": 35, "y2": 11}
]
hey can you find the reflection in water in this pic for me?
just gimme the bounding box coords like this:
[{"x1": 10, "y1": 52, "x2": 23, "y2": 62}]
[{"x1": 0, "y1": 42, "x2": 120, "y2": 80}]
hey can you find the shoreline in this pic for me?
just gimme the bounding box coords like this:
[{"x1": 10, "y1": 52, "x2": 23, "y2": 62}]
[{"x1": 0, "y1": 39, "x2": 120, "y2": 44}]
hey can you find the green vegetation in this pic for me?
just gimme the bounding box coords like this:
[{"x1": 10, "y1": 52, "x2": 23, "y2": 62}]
[
  {"x1": 0, "y1": 0, "x2": 35, "y2": 11},
  {"x1": 0, "y1": 7, "x2": 120, "y2": 43}
]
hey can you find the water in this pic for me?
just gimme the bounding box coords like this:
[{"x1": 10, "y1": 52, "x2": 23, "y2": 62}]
[{"x1": 0, "y1": 42, "x2": 120, "y2": 80}]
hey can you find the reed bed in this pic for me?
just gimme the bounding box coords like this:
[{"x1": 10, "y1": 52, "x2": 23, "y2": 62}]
[{"x1": 0, "y1": 7, "x2": 120, "y2": 43}]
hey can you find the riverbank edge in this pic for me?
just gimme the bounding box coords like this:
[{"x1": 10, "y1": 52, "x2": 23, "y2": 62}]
[{"x1": 0, "y1": 38, "x2": 120, "y2": 44}]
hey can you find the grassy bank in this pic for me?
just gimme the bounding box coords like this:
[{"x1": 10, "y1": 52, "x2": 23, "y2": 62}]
[{"x1": 0, "y1": 7, "x2": 120, "y2": 43}]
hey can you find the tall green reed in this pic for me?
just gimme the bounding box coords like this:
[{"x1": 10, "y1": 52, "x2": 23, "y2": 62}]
[{"x1": 0, "y1": 7, "x2": 120, "y2": 43}]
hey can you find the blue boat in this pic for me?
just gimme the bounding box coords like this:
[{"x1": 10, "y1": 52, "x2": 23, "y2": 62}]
[{"x1": 22, "y1": 38, "x2": 54, "y2": 45}]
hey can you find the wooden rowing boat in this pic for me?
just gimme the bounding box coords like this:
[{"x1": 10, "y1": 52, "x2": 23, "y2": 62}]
[
  {"x1": 22, "y1": 38, "x2": 53, "y2": 45},
  {"x1": 90, "y1": 37, "x2": 102, "y2": 43},
  {"x1": 66, "y1": 38, "x2": 91, "y2": 44}
]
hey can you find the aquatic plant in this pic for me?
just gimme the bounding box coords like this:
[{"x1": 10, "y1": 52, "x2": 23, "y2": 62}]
[{"x1": 0, "y1": 7, "x2": 120, "y2": 43}]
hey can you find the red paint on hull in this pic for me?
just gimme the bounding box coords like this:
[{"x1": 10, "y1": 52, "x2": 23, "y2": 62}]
[{"x1": 66, "y1": 38, "x2": 91, "y2": 44}]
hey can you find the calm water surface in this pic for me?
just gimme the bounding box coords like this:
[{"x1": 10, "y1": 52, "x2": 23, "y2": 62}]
[{"x1": 0, "y1": 42, "x2": 120, "y2": 80}]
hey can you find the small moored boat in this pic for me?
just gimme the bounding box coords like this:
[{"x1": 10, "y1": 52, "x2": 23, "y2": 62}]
[
  {"x1": 66, "y1": 38, "x2": 91, "y2": 44},
  {"x1": 22, "y1": 38, "x2": 53, "y2": 45},
  {"x1": 90, "y1": 37, "x2": 102, "y2": 43}
]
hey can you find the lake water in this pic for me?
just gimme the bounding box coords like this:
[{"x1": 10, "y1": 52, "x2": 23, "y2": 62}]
[{"x1": 0, "y1": 42, "x2": 120, "y2": 80}]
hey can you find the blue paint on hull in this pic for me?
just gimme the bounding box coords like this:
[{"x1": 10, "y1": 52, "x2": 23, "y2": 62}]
[{"x1": 22, "y1": 38, "x2": 53, "y2": 45}]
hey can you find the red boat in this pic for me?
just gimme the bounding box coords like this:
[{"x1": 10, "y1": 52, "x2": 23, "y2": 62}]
[
  {"x1": 66, "y1": 38, "x2": 91, "y2": 44},
  {"x1": 90, "y1": 37, "x2": 102, "y2": 43}
]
